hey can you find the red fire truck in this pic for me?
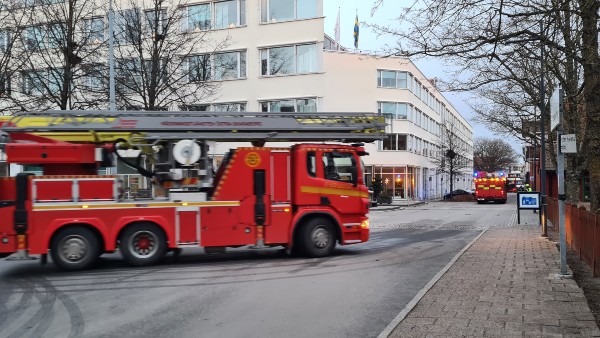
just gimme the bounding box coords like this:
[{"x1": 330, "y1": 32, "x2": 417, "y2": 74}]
[
  {"x1": 0, "y1": 111, "x2": 385, "y2": 270},
  {"x1": 473, "y1": 171, "x2": 508, "y2": 204}
]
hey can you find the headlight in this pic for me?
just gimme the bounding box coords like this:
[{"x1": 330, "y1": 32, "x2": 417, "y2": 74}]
[{"x1": 360, "y1": 219, "x2": 369, "y2": 229}]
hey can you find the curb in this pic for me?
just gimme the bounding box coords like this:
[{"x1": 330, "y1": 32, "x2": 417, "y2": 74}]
[{"x1": 377, "y1": 228, "x2": 488, "y2": 338}]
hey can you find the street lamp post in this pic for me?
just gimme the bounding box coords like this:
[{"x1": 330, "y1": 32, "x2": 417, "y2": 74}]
[
  {"x1": 539, "y1": 19, "x2": 548, "y2": 237},
  {"x1": 108, "y1": 0, "x2": 116, "y2": 111}
]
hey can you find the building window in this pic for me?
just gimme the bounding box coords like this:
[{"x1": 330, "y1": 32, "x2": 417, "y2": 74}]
[
  {"x1": 183, "y1": 0, "x2": 246, "y2": 31},
  {"x1": 214, "y1": 51, "x2": 246, "y2": 80},
  {"x1": 260, "y1": 97, "x2": 317, "y2": 112},
  {"x1": 84, "y1": 17, "x2": 105, "y2": 42},
  {"x1": 261, "y1": 0, "x2": 317, "y2": 23},
  {"x1": 260, "y1": 43, "x2": 317, "y2": 76},
  {"x1": 378, "y1": 70, "x2": 395, "y2": 88},
  {"x1": 215, "y1": 0, "x2": 245, "y2": 28},
  {"x1": 186, "y1": 4, "x2": 211, "y2": 31},
  {"x1": 117, "y1": 59, "x2": 142, "y2": 93},
  {"x1": 378, "y1": 102, "x2": 410, "y2": 119},
  {"x1": 115, "y1": 9, "x2": 142, "y2": 45},
  {"x1": 22, "y1": 70, "x2": 44, "y2": 95},
  {"x1": 0, "y1": 31, "x2": 8, "y2": 52},
  {"x1": 0, "y1": 73, "x2": 10, "y2": 96},
  {"x1": 184, "y1": 103, "x2": 246, "y2": 111},
  {"x1": 145, "y1": 9, "x2": 168, "y2": 36},
  {"x1": 23, "y1": 0, "x2": 64, "y2": 5},
  {"x1": 381, "y1": 134, "x2": 408, "y2": 151},
  {"x1": 46, "y1": 23, "x2": 64, "y2": 49},
  {"x1": 82, "y1": 64, "x2": 105, "y2": 90},
  {"x1": 187, "y1": 54, "x2": 211, "y2": 82},
  {"x1": 21, "y1": 69, "x2": 62, "y2": 95},
  {"x1": 187, "y1": 51, "x2": 246, "y2": 82},
  {"x1": 143, "y1": 59, "x2": 168, "y2": 85},
  {"x1": 213, "y1": 102, "x2": 246, "y2": 111},
  {"x1": 23, "y1": 26, "x2": 45, "y2": 50},
  {"x1": 377, "y1": 70, "x2": 411, "y2": 89}
]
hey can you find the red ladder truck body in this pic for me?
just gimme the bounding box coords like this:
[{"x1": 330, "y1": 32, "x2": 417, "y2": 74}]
[{"x1": 0, "y1": 111, "x2": 384, "y2": 270}]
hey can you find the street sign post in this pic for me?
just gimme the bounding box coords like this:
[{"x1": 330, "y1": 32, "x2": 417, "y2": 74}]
[
  {"x1": 550, "y1": 87, "x2": 562, "y2": 131},
  {"x1": 551, "y1": 87, "x2": 570, "y2": 277},
  {"x1": 517, "y1": 191, "x2": 542, "y2": 225}
]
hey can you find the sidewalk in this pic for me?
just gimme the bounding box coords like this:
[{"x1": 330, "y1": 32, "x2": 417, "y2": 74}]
[{"x1": 383, "y1": 211, "x2": 600, "y2": 337}]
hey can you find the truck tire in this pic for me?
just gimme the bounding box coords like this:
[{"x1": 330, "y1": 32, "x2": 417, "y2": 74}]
[
  {"x1": 120, "y1": 223, "x2": 167, "y2": 266},
  {"x1": 298, "y1": 218, "x2": 336, "y2": 258},
  {"x1": 50, "y1": 226, "x2": 100, "y2": 271}
]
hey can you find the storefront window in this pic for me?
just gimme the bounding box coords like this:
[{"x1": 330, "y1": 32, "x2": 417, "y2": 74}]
[{"x1": 372, "y1": 165, "x2": 413, "y2": 199}]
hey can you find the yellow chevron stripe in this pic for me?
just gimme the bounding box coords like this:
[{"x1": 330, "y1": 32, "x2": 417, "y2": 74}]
[{"x1": 300, "y1": 186, "x2": 369, "y2": 198}]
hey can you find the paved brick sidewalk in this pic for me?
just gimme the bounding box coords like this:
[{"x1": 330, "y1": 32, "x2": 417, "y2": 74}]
[{"x1": 388, "y1": 219, "x2": 600, "y2": 337}]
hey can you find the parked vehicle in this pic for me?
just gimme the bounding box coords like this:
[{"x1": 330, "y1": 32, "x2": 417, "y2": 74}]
[{"x1": 443, "y1": 189, "x2": 475, "y2": 200}]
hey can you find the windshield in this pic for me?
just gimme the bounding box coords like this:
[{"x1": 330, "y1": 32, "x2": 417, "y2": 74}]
[{"x1": 322, "y1": 151, "x2": 355, "y2": 183}]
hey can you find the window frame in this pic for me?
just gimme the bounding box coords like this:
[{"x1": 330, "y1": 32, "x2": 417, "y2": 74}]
[
  {"x1": 381, "y1": 134, "x2": 409, "y2": 151},
  {"x1": 84, "y1": 17, "x2": 105, "y2": 43},
  {"x1": 259, "y1": 97, "x2": 317, "y2": 112},
  {"x1": 184, "y1": 102, "x2": 246, "y2": 112},
  {"x1": 187, "y1": 50, "x2": 247, "y2": 83},
  {"x1": 260, "y1": 0, "x2": 318, "y2": 23},
  {"x1": 377, "y1": 70, "x2": 412, "y2": 89},
  {"x1": 260, "y1": 43, "x2": 318, "y2": 76},
  {"x1": 183, "y1": 0, "x2": 246, "y2": 32}
]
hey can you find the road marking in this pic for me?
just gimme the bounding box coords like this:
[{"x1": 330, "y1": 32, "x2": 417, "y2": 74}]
[{"x1": 377, "y1": 228, "x2": 488, "y2": 338}]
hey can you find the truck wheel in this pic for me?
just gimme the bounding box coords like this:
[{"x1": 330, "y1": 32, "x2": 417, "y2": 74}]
[
  {"x1": 299, "y1": 218, "x2": 336, "y2": 258},
  {"x1": 50, "y1": 227, "x2": 100, "y2": 271},
  {"x1": 120, "y1": 223, "x2": 167, "y2": 266}
]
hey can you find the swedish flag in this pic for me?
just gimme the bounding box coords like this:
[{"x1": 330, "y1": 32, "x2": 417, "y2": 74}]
[{"x1": 353, "y1": 14, "x2": 359, "y2": 48}]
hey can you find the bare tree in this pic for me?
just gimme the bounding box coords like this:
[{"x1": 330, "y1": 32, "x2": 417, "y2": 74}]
[
  {"x1": 370, "y1": 0, "x2": 600, "y2": 209},
  {"x1": 473, "y1": 137, "x2": 517, "y2": 172},
  {"x1": 431, "y1": 119, "x2": 472, "y2": 197},
  {"x1": 0, "y1": 1, "x2": 36, "y2": 113},
  {"x1": 113, "y1": 0, "x2": 231, "y2": 110},
  {"x1": 7, "y1": 0, "x2": 108, "y2": 112}
]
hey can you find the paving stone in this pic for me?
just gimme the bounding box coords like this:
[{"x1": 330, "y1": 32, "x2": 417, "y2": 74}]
[{"x1": 387, "y1": 226, "x2": 600, "y2": 338}]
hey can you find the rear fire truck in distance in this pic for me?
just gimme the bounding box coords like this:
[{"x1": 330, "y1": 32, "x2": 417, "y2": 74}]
[
  {"x1": 473, "y1": 171, "x2": 508, "y2": 204},
  {"x1": 0, "y1": 111, "x2": 385, "y2": 270}
]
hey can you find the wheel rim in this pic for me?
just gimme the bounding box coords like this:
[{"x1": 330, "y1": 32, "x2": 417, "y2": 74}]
[
  {"x1": 60, "y1": 235, "x2": 88, "y2": 262},
  {"x1": 128, "y1": 231, "x2": 158, "y2": 259},
  {"x1": 311, "y1": 225, "x2": 331, "y2": 249}
]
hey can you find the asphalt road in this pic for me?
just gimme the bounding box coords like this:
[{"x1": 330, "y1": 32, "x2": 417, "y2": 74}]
[{"x1": 0, "y1": 198, "x2": 516, "y2": 338}]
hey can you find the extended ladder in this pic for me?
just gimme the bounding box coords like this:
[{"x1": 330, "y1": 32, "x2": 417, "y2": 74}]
[{"x1": 0, "y1": 110, "x2": 386, "y2": 143}]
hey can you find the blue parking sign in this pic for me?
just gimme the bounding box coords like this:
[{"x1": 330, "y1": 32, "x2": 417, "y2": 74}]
[{"x1": 518, "y1": 192, "x2": 541, "y2": 209}]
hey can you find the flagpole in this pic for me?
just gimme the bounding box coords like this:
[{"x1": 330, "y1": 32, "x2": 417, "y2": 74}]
[{"x1": 334, "y1": 6, "x2": 340, "y2": 51}]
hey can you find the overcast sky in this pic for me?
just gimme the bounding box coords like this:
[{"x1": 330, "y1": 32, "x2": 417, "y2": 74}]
[{"x1": 322, "y1": 0, "x2": 521, "y2": 154}]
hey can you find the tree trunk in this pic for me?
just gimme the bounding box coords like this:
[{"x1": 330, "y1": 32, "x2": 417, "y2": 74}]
[{"x1": 580, "y1": 0, "x2": 600, "y2": 210}]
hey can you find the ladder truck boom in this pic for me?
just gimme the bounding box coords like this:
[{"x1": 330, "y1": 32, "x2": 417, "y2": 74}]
[
  {"x1": 1, "y1": 110, "x2": 385, "y2": 188},
  {"x1": 1, "y1": 110, "x2": 385, "y2": 142}
]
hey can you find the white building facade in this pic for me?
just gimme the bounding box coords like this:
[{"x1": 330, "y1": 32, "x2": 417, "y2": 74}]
[{"x1": 0, "y1": 0, "x2": 474, "y2": 199}]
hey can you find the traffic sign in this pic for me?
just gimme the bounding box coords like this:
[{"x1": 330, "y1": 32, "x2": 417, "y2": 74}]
[{"x1": 560, "y1": 134, "x2": 577, "y2": 153}]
